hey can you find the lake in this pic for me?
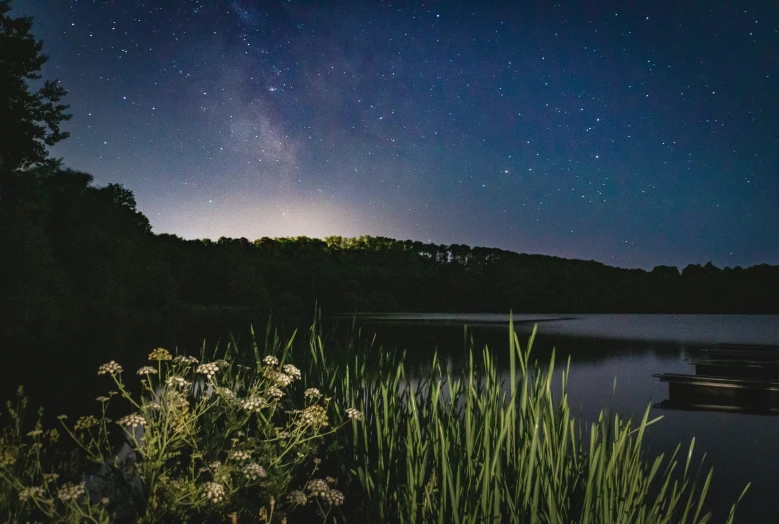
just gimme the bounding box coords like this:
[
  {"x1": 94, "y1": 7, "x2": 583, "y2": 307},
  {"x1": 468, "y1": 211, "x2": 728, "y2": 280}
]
[{"x1": 340, "y1": 313, "x2": 779, "y2": 523}]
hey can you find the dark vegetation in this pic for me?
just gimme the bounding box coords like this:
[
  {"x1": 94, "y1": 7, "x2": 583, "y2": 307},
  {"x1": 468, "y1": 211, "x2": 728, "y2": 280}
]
[
  {"x1": 4, "y1": 162, "x2": 779, "y2": 408},
  {"x1": 1, "y1": 0, "x2": 777, "y2": 412}
]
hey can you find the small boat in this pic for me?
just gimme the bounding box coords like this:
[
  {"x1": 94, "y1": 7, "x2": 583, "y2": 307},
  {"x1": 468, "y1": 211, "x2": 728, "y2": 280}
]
[{"x1": 653, "y1": 373, "x2": 779, "y2": 413}]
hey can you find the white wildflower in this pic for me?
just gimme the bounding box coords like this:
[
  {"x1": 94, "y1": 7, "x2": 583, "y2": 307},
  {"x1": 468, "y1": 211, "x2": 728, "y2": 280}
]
[
  {"x1": 57, "y1": 482, "x2": 86, "y2": 501},
  {"x1": 242, "y1": 396, "x2": 268, "y2": 413},
  {"x1": 267, "y1": 386, "x2": 284, "y2": 399},
  {"x1": 202, "y1": 482, "x2": 224, "y2": 503},
  {"x1": 97, "y1": 361, "x2": 122, "y2": 375},
  {"x1": 304, "y1": 388, "x2": 321, "y2": 399},
  {"x1": 264, "y1": 369, "x2": 292, "y2": 387},
  {"x1": 43, "y1": 473, "x2": 59, "y2": 483},
  {"x1": 282, "y1": 364, "x2": 301, "y2": 380},
  {"x1": 136, "y1": 366, "x2": 157, "y2": 375},
  {"x1": 346, "y1": 407, "x2": 363, "y2": 421},
  {"x1": 148, "y1": 347, "x2": 172, "y2": 361},
  {"x1": 229, "y1": 450, "x2": 251, "y2": 461},
  {"x1": 242, "y1": 463, "x2": 267, "y2": 481},
  {"x1": 74, "y1": 415, "x2": 99, "y2": 431},
  {"x1": 321, "y1": 488, "x2": 345, "y2": 506},
  {"x1": 116, "y1": 413, "x2": 147, "y2": 428},
  {"x1": 18, "y1": 486, "x2": 44, "y2": 502},
  {"x1": 263, "y1": 355, "x2": 278, "y2": 366},
  {"x1": 298, "y1": 405, "x2": 328, "y2": 427},
  {"x1": 216, "y1": 387, "x2": 236, "y2": 399},
  {"x1": 195, "y1": 362, "x2": 220, "y2": 380},
  {"x1": 306, "y1": 478, "x2": 330, "y2": 497},
  {"x1": 287, "y1": 490, "x2": 307, "y2": 505},
  {"x1": 165, "y1": 376, "x2": 191, "y2": 388}
]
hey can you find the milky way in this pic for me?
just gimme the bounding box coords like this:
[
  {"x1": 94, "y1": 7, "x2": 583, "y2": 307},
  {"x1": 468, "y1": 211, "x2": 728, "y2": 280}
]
[{"x1": 14, "y1": 0, "x2": 779, "y2": 269}]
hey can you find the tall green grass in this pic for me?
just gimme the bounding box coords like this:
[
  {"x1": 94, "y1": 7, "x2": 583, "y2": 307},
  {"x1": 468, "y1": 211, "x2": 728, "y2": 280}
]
[
  {"x1": 310, "y1": 317, "x2": 748, "y2": 523},
  {"x1": 0, "y1": 313, "x2": 749, "y2": 522}
]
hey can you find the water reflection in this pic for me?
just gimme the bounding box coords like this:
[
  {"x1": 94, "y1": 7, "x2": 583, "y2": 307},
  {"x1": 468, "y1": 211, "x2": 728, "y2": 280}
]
[{"x1": 348, "y1": 314, "x2": 779, "y2": 523}]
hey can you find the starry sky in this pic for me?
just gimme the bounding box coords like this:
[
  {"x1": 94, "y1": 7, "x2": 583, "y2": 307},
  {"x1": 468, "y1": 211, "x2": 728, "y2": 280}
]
[{"x1": 13, "y1": 0, "x2": 779, "y2": 269}]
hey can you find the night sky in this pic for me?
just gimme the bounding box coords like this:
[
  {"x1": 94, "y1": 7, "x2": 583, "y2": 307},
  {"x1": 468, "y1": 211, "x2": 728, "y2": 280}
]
[{"x1": 13, "y1": 1, "x2": 779, "y2": 269}]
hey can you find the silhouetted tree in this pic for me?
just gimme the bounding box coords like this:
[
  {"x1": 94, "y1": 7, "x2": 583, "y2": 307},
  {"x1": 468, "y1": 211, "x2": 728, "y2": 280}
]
[{"x1": 0, "y1": 0, "x2": 71, "y2": 197}]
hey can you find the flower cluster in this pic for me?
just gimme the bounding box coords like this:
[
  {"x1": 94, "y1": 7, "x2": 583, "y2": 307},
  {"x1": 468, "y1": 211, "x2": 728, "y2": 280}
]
[
  {"x1": 229, "y1": 450, "x2": 251, "y2": 461},
  {"x1": 173, "y1": 355, "x2": 198, "y2": 365},
  {"x1": 306, "y1": 478, "x2": 329, "y2": 496},
  {"x1": 264, "y1": 369, "x2": 293, "y2": 387},
  {"x1": 43, "y1": 473, "x2": 60, "y2": 483},
  {"x1": 57, "y1": 482, "x2": 86, "y2": 501},
  {"x1": 298, "y1": 405, "x2": 329, "y2": 427},
  {"x1": 305, "y1": 478, "x2": 345, "y2": 506},
  {"x1": 263, "y1": 355, "x2": 278, "y2": 366},
  {"x1": 96, "y1": 396, "x2": 110, "y2": 402},
  {"x1": 321, "y1": 488, "x2": 345, "y2": 506},
  {"x1": 74, "y1": 415, "x2": 99, "y2": 431},
  {"x1": 116, "y1": 413, "x2": 147, "y2": 428},
  {"x1": 242, "y1": 463, "x2": 267, "y2": 481},
  {"x1": 165, "y1": 376, "x2": 191, "y2": 388},
  {"x1": 287, "y1": 490, "x2": 307, "y2": 506},
  {"x1": 18, "y1": 486, "x2": 44, "y2": 502},
  {"x1": 97, "y1": 361, "x2": 122, "y2": 375},
  {"x1": 346, "y1": 407, "x2": 364, "y2": 421},
  {"x1": 148, "y1": 347, "x2": 172, "y2": 361},
  {"x1": 196, "y1": 362, "x2": 220, "y2": 380},
  {"x1": 304, "y1": 388, "x2": 321, "y2": 399},
  {"x1": 202, "y1": 482, "x2": 225, "y2": 503},
  {"x1": 0, "y1": 449, "x2": 16, "y2": 468},
  {"x1": 137, "y1": 366, "x2": 157, "y2": 376},
  {"x1": 267, "y1": 386, "x2": 284, "y2": 399},
  {"x1": 242, "y1": 396, "x2": 268, "y2": 413},
  {"x1": 26, "y1": 429, "x2": 43, "y2": 437},
  {"x1": 282, "y1": 364, "x2": 301, "y2": 380},
  {"x1": 216, "y1": 387, "x2": 237, "y2": 404}
]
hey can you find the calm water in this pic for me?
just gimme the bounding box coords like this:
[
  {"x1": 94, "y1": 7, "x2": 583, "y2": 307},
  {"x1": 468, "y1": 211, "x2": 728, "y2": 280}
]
[{"x1": 345, "y1": 314, "x2": 779, "y2": 523}]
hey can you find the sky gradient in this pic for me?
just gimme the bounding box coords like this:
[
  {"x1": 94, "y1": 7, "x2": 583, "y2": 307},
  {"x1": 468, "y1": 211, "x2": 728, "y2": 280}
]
[{"x1": 14, "y1": 0, "x2": 779, "y2": 269}]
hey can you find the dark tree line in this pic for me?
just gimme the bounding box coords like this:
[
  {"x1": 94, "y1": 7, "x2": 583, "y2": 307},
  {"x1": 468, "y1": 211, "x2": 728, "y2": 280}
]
[
  {"x1": 6, "y1": 161, "x2": 778, "y2": 410},
  {"x1": 155, "y1": 233, "x2": 779, "y2": 316}
]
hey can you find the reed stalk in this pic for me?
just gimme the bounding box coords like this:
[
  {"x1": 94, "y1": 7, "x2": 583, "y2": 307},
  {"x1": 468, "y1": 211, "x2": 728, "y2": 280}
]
[{"x1": 323, "y1": 320, "x2": 747, "y2": 523}]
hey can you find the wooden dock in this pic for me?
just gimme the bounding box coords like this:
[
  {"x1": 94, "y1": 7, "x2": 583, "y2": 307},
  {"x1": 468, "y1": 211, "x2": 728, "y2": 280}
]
[
  {"x1": 686, "y1": 356, "x2": 779, "y2": 380},
  {"x1": 654, "y1": 343, "x2": 779, "y2": 414},
  {"x1": 687, "y1": 343, "x2": 779, "y2": 380},
  {"x1": 653, "y1": 373, "x2": 779, "y2": 412}
]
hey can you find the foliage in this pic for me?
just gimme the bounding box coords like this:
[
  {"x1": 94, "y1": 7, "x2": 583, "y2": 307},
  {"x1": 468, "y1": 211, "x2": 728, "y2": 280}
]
[
  {"x1": 0, "y1": 162, "x2": 173, "y2": 411},
  {"x1": 0, "y1": 0, "x2": 71, "y2": 180},
  {"x1": 1, "y1": 319, "x2": 750, "y2": 522},
  {"x1": 309, "y1": 319, "x2": 750, "y2": 523},
  {"x1": 0, "y1": 334, "x2": 360, "y2": 523},
  {"x1": 157, "y1": 234, "x2": 779, "y2": 317}
]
